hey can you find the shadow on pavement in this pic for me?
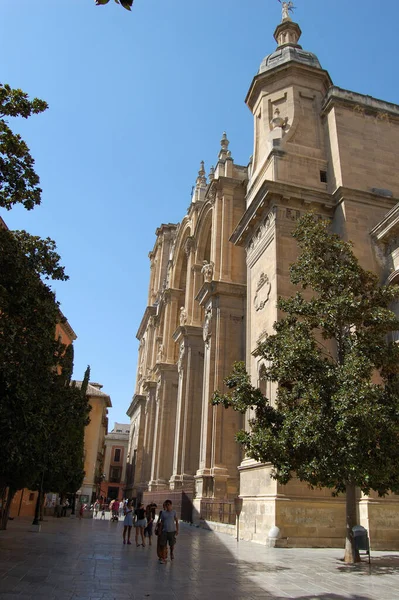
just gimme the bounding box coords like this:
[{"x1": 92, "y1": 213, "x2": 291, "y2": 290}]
[{"x1": 336, "y1": 554, "x2": 399, "y2": 576}]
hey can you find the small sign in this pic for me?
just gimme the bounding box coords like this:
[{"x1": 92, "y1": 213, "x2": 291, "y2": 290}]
[{"x1": 234, "y1": 497, "x2": 243, "y2": 517}]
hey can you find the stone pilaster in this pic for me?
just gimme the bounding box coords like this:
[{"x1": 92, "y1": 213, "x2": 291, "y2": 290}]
[
  {"x1": 195, "y1": 281, "x2": 246, "y2": 501},
  {"x1": 148, "y1": 364, "x2": 179, "y2": 491},
  {"x1": 169, "y1": 325, "x2": 204, "y2": 490}
]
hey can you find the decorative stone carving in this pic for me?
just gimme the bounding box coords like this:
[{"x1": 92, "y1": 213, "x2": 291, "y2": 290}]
[
  {"x1": 286, "y1": 208, "x2": 301, "y2": 221},
  {"x1": 203, "y1": 307, "x2": 213, "y2": 345},
  {"x1": 207, "y1": 187, "x2": 216, "y2": 205},
  {"x1": 156, "y1": 343, "x2": 164, "y2": 363},
  {"x1": 156, "y1": 378, "x2": 161, "y2": 404},
  {"x1": 376, "y1": 112, "x2": 390, "y2": 123},
  {"x1": 254, "y1": 273, "x2": 271, "y2": 311},
  {"x1": 185, "y1": 236, "x2": 195, "y2": 257},
  {"x1": 270, "y1": 107, "x2": 288, "y2": 130},
  {"x1": 179, "y1": 306, "x2": 187, "y2": 326},
  {"x1": 281, "y1": 1, "x2": 295, "y2": 21},
  {"x1": 201, "y1": 260, "x2": 214, "y2": 283},
  {"x1": 178, "y1": 342, "x2": 185, "y2": 374},
  {"x1": 353, "y1": 105, "x2": 365, "y2": 117}
]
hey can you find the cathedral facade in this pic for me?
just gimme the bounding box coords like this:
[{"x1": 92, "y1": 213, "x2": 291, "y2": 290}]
[{"x1": 126, "y1": 11, "x2": 399, "y2": 549}]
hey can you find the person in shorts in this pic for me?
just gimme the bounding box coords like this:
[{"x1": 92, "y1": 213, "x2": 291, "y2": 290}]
[
  {"x1": 122, "y1": 500, "x2": 133, "y2": 545},
  {"x1": 135, "y1": 502, "x2": 147, "y2": 547},
  {"x1": 159, "y1": 499, "x2": 179, "y2": 563}
]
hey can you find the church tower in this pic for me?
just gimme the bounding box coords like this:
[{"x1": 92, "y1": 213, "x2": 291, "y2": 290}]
[{"x1": 231, "y1": 4, "x2": 399, "y2": 548}]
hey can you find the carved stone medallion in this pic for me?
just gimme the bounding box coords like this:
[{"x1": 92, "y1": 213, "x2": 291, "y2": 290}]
[{"x1": 254, "y1": 273, "x2": 271, "y2": 311}]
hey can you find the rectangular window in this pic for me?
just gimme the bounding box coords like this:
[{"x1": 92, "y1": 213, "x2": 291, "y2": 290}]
[
  {"x1": 320, "y1": 170, "x2": 328, "y2": 183},
  {"x1": 109, "y1": 467, "x2": 122, "y2": 483},
  {"x1": 114, "y1": 448, "x2": 121, "y2": 462},
  {"x1": 29, "y1": 493, "x2": 35, "y2": 501}
]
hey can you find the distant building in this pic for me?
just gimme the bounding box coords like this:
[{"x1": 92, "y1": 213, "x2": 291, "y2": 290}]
[
  {"x1": 75, "y1": 382, "x2": 112, "y2": 504},
  {"x1": 103, "y1": 423, "x2": 130, "y2": 501}
]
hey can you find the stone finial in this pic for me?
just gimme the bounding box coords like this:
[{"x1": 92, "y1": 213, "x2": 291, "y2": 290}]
[
  {"x1": 208, "y1": 165, "x2": 215, "y2": 181},
  {"x1": 219, "y1": 132, "x2": 232, "y2": 161},
  {"x1": 196, "y1": 160, "x2": 207, "y2": 188}
]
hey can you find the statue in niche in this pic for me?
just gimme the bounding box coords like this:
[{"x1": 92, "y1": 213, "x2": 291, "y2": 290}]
[
  {"x1": 201, "y1": 260, "x2": 214, "y2": 283},
  {"x1": 203, "y1": 307, "x2": 212, "y2": 345},
  {"x1": 178, "y1": 342, "x2": 185, "y2": 374},
  {"x1": 179, "y1": 306, "x2": 187, "y2": 326},
  {"x1": 279, "y1": 1, "x2": 295, "y2": 21},
  {"x1": 157, "y1": 343, "x2": 164, "y2": 363}
]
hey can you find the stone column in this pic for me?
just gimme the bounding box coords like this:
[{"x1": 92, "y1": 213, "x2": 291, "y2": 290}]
[
  {"x1": 140, "y1": 381, "x2": 157, "y2": 487},
  {"x1": 169, "y1": 325, "x2": 204, "y2": 490},
  {"x1": 195, "y1": 282, "x2": 246, "y2": 501},
  {"x1": 148, "y1": 364, "x2": 179, "y2": 490}
]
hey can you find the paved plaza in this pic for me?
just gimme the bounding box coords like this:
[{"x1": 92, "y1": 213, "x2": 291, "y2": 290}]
[{"x1": 0, "y1": 517, "x2": 398, "y2": 600}]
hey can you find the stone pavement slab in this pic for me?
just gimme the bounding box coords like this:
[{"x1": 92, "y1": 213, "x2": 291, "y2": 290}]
[{"x1": 0, "y1": 517, "x2": 398, "y2": 599}]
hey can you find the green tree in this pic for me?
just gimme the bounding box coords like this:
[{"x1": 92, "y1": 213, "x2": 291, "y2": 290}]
[
  {"x1": 0, "y1": 82, "x2": 91, "y2": 529},
  {"x1": 0, "y1": 83, "x2": 47, "y2": 211},
  {"x1": 213, "y1": 214, "x2": 399, "y2": 563},
  {"x1": 0, "y1": 227, "x2": 65, "y2": 529},
  {"x1": 95, "y1": 0, "x2": 134, "y2": 10},
  {"x1": 30, "y1": 358, "x2": 91, "y2": 524}
]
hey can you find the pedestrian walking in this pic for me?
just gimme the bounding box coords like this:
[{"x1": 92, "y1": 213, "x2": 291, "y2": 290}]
[
  {"x1": 100, "y1": 504, "x2": 106, "y2": 520},
  {"x1": 158, "y1": 499, "x2": 179, "y2": 563},
  {"x1": 135, "y1": 502, "x2": 147, "y2": 547},
  {"x1": 144, "y1": 503, "x2": 154, "y2": 546},
  {"x1": 123, "y1": 500, "x2": 133, "y2": 545},
  {"x1": 94, "y1": 500, "x2": 100, "y2": 518},
  {"x1": 112, "y1": 499, "x2": 120, "y2": 522},
  {"x1": 156, "y1": 502, "x2": 167, "y2": 563},
  {"x1": 79, "y1": 502, "x2": 85, "y2": 520}
]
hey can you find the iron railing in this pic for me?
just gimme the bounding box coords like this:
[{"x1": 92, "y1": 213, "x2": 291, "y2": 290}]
[{"x1": 200, "y1": 500, "x2": 236, "y2": 525}]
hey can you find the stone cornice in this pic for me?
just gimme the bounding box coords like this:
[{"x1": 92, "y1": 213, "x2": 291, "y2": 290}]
[
  {"x1": 231, "y1": 180, "x2": 333, "y2": 246},
  {"x1": 172, "y1": 324, "x2": 204, "y2": 343},
  {"x1": 126, "y1": 393, "x2": 146, "y2": 418},
  {"x1": 136, "y1": 305, "x2": 157, "y2": 340},
  {"x1": 57, "y1": 310, "x2": 77, "y2": 341},
  {"x1": 370, "y1": 202, "x2": 399, "y2": 242},
  {"x1": 321, "y1": 86, "x2": 399, "y2": 121},
  {"x1": 246, "y1": 62, "x2": 332, "y2": 112},
  {"x1": 142, "y1": 380, "x2": 157, "y2": 392},
  {"x1": 195, "y1": 281, "x2": 247, "y2": 306},
  {"x1": 333, "y1": 187, "x2": 397, "y2": 211}
]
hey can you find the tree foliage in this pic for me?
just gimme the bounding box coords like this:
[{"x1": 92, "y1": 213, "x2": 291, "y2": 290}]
[
  {"x1": 0, "y1": 83, "x2": 47, "y2": 211},
  {"x1": 213, "y1": 214, "x2": 399, "y2": 561},
  {"x1": 0, "y1": 82, "x2": 92, "y2": 528},
  {"x1": 95, "y1": 0, "x2": 134, "y2": 11},
  {"x1": 0, "y1": 227, "x2": 91, "y2": 526}
]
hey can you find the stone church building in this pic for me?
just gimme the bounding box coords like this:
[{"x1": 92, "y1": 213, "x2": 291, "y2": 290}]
[{"x1": 126, "y1": 10, "x2": 399, "y2": 549}]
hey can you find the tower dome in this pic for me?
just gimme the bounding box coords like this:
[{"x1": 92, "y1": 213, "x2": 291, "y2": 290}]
[{"x1": 258, "y1": 16, "x2": 322, "y2": 75}]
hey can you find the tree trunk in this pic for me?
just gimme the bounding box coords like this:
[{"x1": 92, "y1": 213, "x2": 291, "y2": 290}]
[
  {"x1": 0, "y1": 488, "x2": 15, "y2": 530},
  {"x1": 344, "y1": 482, "x2": 360, "y2": 563}
]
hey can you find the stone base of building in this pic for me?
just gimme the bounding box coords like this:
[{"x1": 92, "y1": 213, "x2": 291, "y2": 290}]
[
  {"x1": 237, "y1": 462, "x2": 399, "y2": 550},
  {"x1": 169, "y1": 474, "x2": 195, "y2": 491},
  {"x1": 148, "y1": 479, "x2": 169, "y2": 492}
]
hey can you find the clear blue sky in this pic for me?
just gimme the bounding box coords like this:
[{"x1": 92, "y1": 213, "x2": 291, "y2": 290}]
[{"x1": 1, "y1": 0, "x2": 399, "y2": 425}]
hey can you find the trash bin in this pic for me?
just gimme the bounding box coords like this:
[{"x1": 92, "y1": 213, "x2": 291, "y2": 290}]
[{"x1": 352, "y1": 525, "x2": 370, "y2": 562}]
